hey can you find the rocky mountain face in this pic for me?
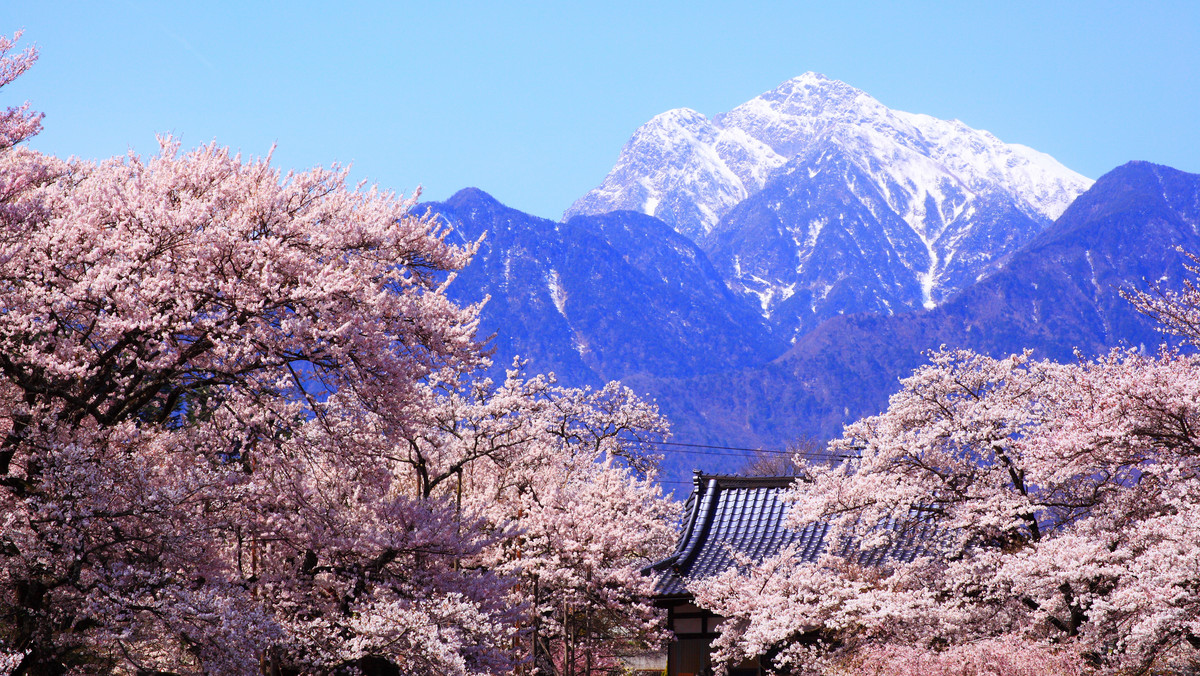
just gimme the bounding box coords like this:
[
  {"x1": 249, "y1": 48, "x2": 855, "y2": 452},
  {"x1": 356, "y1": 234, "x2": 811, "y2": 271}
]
[
  {"x1": 644, "y1": 162, "x2": 1200, "y2": 452},
  {"x1": 430, "y1": 163, "x2": 1200, "y2": 482},
  {"x1": 426, "y1": 188, "x2": 783, "y2": 387},
  {"x1": 567, "y1": 73, "x2": 1093, "y2": 340}
]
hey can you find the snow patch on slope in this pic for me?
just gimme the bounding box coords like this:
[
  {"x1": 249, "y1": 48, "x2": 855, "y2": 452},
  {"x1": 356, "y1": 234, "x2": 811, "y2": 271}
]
[{"x1": 547, "y1": 269, "x2": 568, "y2": 318}]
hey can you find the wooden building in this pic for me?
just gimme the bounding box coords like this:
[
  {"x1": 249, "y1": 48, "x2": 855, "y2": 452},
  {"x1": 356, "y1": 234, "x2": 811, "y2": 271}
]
[
  {"x1": 643, "y1": 471, "x2": 944, "y2": 675},
  {"x1": 642, "y1": 472, "x2": 829, "y2": 676}
]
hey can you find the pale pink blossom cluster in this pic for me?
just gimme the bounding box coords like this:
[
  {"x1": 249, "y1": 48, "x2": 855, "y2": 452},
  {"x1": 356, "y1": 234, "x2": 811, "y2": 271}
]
[
  {"x1": 0, "y1": 31, "x2": 40, "y2": 150},
  {"x1": 692, "y1": 330, "x2": 1200, "y2": 674},
  {"x1": 0, "y1": 33, "x2": 675, "y2": 675},
  {"x1": 827, "y1": 639, "x2": 1085, "y2": 676},
  {"x1": 382, "y1": 365, "x2": 679, "y2": 675}
]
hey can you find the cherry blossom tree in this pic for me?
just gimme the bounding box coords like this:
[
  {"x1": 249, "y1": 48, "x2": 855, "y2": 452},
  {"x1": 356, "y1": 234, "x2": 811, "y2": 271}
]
[
  {"x1": 0, "y1": 131, "x2": 529, "y2": 672},
  {"x1": 826, "y1": 639, "x2": 1085, "y2": 676},
  {"x1": 0, "y1": 31, "x2": 678, "y2": 674},
  {"x1": 0, "y1": 35, "x2": 533, "y2": 668},
  {"x1": 692, "y1": 276, "x2": 1200, "y2": 673},
  {"x1": 0, "y1": 31, "x2": 40, "y2": 151},
  {"x1": 384, "y1": 366, "x2": 679, "y2": 675}
]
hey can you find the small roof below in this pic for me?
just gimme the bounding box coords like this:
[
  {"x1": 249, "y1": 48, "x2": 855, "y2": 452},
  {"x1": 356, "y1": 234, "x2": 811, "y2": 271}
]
[
  {"x1": 645, "y1": 472, "x2": 826, "y2": 600},
  {"x1": 646, "y1": 471, "x2": 943, "y2": 601}
]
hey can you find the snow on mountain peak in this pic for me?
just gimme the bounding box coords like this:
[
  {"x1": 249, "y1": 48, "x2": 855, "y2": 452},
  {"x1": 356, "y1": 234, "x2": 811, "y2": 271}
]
[
  {"x1": 568, "y1": 75, "x2": 1090, "y2": 233},
  {"x1": 565, "y1": 76, "x2": 1093, "y2": 333},
  {"x1": 756, "y1": 72, "x2": 872, "y2": 115},
  {"x1": 563, "y1": 106, "x2": 785, "y2": 240}
]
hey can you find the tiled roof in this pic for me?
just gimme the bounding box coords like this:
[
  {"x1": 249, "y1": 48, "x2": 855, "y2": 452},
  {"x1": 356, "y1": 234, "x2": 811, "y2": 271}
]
[
  {"x1": 645, "y1": 473, "x2": 827, "y2": 598},
  {"x1": 646, "y1": 471, "x2": 944, "y2": 599}
]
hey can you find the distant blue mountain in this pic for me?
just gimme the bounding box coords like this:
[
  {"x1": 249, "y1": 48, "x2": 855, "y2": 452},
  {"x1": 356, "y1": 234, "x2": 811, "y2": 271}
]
[
  {"x1": 648, "y1": 161, "x2": 1200, "y2": 450},
  {"x1": 427, "y1": 162, "x2": 1200, "y2": 482},
  {"x1": 425, "y1": 188, "x2": 783, "y2": 387}
]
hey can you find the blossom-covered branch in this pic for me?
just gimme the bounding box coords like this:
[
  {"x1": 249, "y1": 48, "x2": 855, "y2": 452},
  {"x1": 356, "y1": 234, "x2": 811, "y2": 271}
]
[{"x1": 691, "y1": 268, "x2": 1200, "y2": 673}]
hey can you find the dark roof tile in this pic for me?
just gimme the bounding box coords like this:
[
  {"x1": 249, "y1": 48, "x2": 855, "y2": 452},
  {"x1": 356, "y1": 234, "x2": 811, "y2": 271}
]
[
  {"x1": 645, "y1": 473, "x2": 813, "y2": 598},
  {"x1": 646, "y1": 472, "x2": 943, "y2": 600}
]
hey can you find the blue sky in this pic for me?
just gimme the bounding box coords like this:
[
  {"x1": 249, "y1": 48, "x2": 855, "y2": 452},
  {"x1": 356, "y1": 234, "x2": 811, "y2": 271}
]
[{"x1": 4, "y1": 1, "x2": 1198, "y2": 220}]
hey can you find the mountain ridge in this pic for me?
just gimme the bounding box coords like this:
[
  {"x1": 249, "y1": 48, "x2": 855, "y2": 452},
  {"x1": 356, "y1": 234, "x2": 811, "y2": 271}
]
[
  {"x1": 566, "y1": 73, "x2": 1093, "y2": 340},
  {"x1": 428, "y1": 162, "x2": 1200, "y2": 482},
  {"x1": 427, "y1": 188, "x2": 784, "y2": 389},
  {"x1": 641, "y1": 160, "x2": 1200, "y2": 454}
]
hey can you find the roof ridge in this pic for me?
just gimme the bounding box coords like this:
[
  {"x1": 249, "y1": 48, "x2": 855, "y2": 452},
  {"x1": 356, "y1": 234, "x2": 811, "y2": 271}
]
[{"x1": 698, "y1": 473, "x2": 800, "y2": 488}]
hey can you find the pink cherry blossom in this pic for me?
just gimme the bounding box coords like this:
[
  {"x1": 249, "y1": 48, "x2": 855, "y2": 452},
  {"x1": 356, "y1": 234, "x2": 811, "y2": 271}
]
[
  {"x1": 692, "y1": 273, "x2": 1200, "y2": 673},
  {"x1": 0, "y1": 31, "x2": 41, "y2": 150},
  {"x1": 0, "y1": 38, "x2": 677, "y2": 673},
  {"x1": 377, "y1": 364, "x2": 679, "y2": 675}
]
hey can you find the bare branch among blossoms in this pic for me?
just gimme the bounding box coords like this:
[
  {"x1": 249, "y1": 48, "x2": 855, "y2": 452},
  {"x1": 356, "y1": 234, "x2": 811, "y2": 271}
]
[{"x1": 1124, "y1": 245, "x2": 1200, "y2": 346}]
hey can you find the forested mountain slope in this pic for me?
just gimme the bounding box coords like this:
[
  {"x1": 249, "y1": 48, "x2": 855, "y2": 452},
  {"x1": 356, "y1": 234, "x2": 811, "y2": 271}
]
[{"x1": 429, "y1": 188, "x2": 783, "y2": 388}]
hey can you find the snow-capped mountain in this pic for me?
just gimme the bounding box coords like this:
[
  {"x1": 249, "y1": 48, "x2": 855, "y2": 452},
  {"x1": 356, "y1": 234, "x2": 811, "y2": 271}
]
[
  {"x1": 566, "y1": 73, "x2": 1093, "y2": 338},
  {"x1": 563, "y1": 108, "x2": 787, "y2": 242},
  {"x1": 650, "y1": 162, "x2": 1200, "y2": 450}
]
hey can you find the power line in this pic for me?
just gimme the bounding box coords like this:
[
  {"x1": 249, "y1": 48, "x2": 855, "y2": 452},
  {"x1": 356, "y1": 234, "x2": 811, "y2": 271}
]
[
  {"x1": 638, "y1": 447, "x2": 775, "y2": 459},
  {"x1": 620, "y1": 437, "x2": 860, "y2": 461},
  {"x1": 627, "y1": 439, "x2": 794, "y2": 454},
  {"x1": 643, "y1": 446, "x2": 854, "y2": 461}
]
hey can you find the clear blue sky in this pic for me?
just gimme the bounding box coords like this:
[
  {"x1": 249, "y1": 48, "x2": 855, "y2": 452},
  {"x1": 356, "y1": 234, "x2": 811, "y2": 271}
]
[{"x1": 4, "y1": 1, "x2": 1198, "y2": 220}]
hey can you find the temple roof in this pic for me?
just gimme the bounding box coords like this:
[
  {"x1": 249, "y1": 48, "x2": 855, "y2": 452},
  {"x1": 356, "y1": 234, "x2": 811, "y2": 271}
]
[
  {"x1": 645, "y1": 472, "x2": 824, "y2": 599},
  {"x1": 646, "y1": 471, "x2": 943, "y2": 600}
]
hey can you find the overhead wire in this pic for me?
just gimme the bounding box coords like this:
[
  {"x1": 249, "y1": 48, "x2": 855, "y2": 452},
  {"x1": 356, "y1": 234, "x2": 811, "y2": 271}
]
[
  {"x1": 628, "y1": 439, "x2": 794, "y2": 454},
  {"x1": 618, "y1": 436, "x2": 861, "y2": 461}
]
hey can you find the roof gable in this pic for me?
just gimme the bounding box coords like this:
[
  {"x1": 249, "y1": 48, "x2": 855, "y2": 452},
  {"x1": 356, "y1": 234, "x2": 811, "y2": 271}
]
[
  {"x1": 647, "y1": 471, "x2": 944, "y2": 600},
  {"x1": 646, "y1": 472, "x2": 825, "y2": 598}
]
